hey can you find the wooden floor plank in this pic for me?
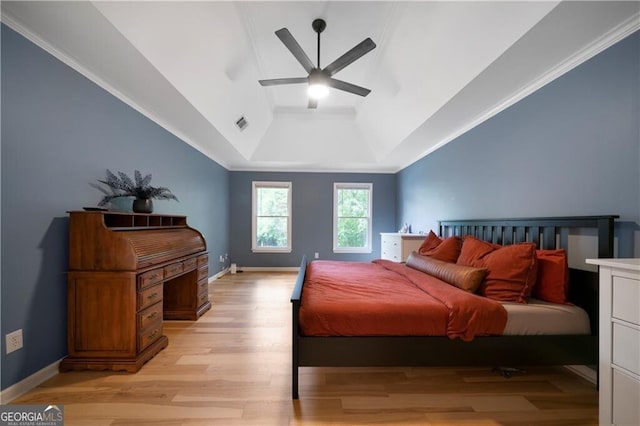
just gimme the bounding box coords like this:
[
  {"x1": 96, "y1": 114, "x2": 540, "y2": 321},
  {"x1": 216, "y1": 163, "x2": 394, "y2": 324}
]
[{"x1": 10, "y1": 271, "x2": 598, "y2": 425}]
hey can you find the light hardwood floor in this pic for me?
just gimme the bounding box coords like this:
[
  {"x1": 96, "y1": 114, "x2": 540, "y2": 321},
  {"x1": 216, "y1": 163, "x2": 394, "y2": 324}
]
[{"x1": 11, "y1": 272, "x2": 598, "y2": 425}]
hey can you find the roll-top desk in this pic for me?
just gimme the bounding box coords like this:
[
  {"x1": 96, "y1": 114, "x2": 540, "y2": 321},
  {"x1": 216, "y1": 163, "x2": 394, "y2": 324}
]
[{"x1": 60, "y1": 211, "x2": 211, "y2": 373}]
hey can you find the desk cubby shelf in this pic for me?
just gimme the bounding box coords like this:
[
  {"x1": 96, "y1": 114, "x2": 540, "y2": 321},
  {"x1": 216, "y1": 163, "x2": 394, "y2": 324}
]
[{"x1": 96, "y1": 211, "x2": 187, "y2": 229}]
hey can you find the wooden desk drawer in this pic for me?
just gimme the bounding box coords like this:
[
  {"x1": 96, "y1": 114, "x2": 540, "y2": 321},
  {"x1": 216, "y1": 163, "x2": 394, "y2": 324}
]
[
  {"x1": 197, "y1": 266, "x2": 208, "y2": 281},
  {"x1": 137, "y1": 301, "x2": 162, "y2": 331},
  {"x1": 183, "y1": 257, "x2": 198, "y2": 272},
  {"x1": 613, "y1": 276, "x2": 640, "y2": 325},
  {"x1": 138, "y1": 283, "x2": 162, "y2": 311},
  {"x1": 164, "y1": 262, "x2": 183, "y2": 279},
  {"x1": 613, "y1": 322, "x2": 640, "y2": 375},
  {"x1": 197, "y1": 277, "x2": 208, "y2": 297},
  {"x1": 138, "y1": 268, "x2": 163, "y2": 290},
  {"x1": 197, "y1": 254, "x2": 208, "y2": 266},
  {"x1": 138, "y1": 323, "x2": 163, "y2": 351},
  {"x1": 197, "y1": 292, "x2": 209, "y2": 307}
]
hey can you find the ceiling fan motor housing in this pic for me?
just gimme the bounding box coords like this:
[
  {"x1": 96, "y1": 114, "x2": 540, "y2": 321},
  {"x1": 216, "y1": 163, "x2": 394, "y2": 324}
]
[
  {"x1": 312, "y1": 19, "x2": 326, "y2": 34},
  {"x1": 308, "y1": 68, "x2": 327, "y2": 85}
]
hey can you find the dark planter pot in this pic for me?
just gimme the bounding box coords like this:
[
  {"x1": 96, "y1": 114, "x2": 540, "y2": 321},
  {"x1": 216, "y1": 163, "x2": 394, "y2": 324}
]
[{"x1": 133, "y1": 198, "x2": 153, "y2": 213}]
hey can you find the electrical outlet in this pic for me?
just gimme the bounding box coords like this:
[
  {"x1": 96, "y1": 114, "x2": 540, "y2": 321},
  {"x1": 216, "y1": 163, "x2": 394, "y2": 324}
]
[
  {"x1": 219, "y1": 255, "x2": 224, "y2": 262},
  {"x1": 314, "y1": 252, "x2": 319, "y2": 259},
  {"x1": 6, "y1": 329, "x2": 23, "y2": 354}
]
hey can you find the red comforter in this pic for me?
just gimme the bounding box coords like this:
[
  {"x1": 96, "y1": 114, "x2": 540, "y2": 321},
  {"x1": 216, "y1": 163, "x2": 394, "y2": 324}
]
[{"x1": 299, "y1": 260, "x2": 507, "y2": 341}]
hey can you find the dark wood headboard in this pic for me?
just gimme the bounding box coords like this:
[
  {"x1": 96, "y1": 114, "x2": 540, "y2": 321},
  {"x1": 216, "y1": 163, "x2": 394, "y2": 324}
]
[
  {"x1": 438, "y1": 215, "x2": 619, "y2": 334},
  {"x1": 439, "y1": 216, "x2": 618, "y2": 257}
]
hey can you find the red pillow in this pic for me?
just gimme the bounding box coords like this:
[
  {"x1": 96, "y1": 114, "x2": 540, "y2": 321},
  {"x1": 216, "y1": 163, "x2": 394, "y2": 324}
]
[
  {"x1": 456, "y1": 237, "x2": 497, "y2": 265},
  {"x1": 418, "y1": 231, "x2": 441, "y2": 253},
  {"x1": 457, "y1": 237, "x2": 537, "y2": 303},
  {"x1": 533, "y1": 249, "x2": 570, "y2": 304},
  {"x1": 418, "y1": 231, "x2": 462, "y2": 263}
]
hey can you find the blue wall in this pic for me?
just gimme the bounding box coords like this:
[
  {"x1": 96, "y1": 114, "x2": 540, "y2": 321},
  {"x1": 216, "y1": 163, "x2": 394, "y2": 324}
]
[
  {"x1": 397, "y1": 30, "x2": 640, "y2": 255},
  {"x1": 1, "y1": 25, "x2": 230, "y2": 390},
  {"x1": 229, "y1": 172, "x2": 397, "y2": 267}
]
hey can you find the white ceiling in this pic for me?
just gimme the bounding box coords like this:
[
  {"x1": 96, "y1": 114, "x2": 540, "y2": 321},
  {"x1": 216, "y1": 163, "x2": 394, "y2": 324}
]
[{"x1": 2, "y1": 1, "x2": 639, "y2": 172}]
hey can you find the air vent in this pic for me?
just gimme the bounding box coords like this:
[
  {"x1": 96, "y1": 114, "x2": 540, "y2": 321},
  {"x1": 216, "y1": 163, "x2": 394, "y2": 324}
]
[{"x1": 235, "y1": 116, "x2": 248, "y2": 131}]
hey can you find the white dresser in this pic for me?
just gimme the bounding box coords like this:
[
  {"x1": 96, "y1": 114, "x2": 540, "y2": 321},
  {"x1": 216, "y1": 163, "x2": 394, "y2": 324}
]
[
  {"x1": 586, "y1": 258, "x2": 640, "y2": 426},
  {"x1": 380, "y1": 233, "x2": 425, "y2": 262}
]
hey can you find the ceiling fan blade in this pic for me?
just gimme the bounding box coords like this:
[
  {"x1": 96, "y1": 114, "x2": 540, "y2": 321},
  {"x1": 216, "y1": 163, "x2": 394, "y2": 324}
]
[
  {"x1": 308, "y1": 98, "x2": 318, "y2": 109},
  {"x1": 259, "y1": 77, "x2": 308, "y2": 86},
  {"x1": 326, "y1": 78, "x2": 371, "y2": 97},
  {"x1": 275, "y1": 28, "x2": 315, "y2": 73},
  {"x1": 323, "y1": 38, "x2": 376, "y2": 77}
]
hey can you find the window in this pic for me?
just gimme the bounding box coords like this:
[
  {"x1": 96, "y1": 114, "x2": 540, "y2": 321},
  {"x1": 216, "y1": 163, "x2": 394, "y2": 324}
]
[
  {"x1": 252, "y1": 181, "x2": 292, "y2": 252},
  {"x1": 333, "y1": 183, "x2": 372, "y2": 253}
]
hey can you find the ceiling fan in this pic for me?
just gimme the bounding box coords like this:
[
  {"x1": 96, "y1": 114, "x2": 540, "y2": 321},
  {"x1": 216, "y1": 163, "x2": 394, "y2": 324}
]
[{"x1": 258, "y1": 18, "x2": 376, "y2": 109}]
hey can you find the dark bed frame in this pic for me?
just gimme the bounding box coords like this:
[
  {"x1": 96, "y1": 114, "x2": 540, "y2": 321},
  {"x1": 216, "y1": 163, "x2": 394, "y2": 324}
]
[{"x1": 290, "y1": 215, "x2": 618, "y2": 399}]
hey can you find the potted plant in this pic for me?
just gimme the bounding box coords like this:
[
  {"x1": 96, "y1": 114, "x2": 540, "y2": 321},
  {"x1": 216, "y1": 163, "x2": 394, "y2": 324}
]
[{"x1": 92, "y1": 169, "x2": 178, "y2": 213}]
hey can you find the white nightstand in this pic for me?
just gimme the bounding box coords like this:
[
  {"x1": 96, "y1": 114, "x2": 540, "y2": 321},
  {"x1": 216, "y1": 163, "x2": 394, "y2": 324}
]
[{"x1": 380, "y1": 233, "x2": 425, "y2": 262}]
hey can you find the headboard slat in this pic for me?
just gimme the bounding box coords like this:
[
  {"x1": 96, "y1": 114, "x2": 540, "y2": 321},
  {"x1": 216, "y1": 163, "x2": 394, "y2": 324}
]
[
  {"x1": 530, "y1": 226, "x2": 540, "y2": 246},
  {"x1": 503, "y1": 226, "x2": 513, "y2": 245},
  {"x1": 543, "y1": 227, "x2": 556, "y2": 250}
]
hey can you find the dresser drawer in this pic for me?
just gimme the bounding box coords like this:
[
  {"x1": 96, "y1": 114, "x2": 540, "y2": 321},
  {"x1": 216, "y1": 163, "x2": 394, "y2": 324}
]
[
  {"x1": 138, "y1": 283, "x2": 163, "y2": 311},
  {"x1": 137, "y1": 301, "x2": 162, "y2": 331},
  {"x1": 381, "y1": 235, "x2": 401, "y2": 261},
  {"x1": 138, "y1": 323, "x2": 163, "y2": 352},
  {"x1": 197, "y1": 266, "x2": 209, "y2": 281},
  {"x1": 182, "y1": 257, "x2": 198, "y2": 272},
  {"x1": 197, "y1": 254, "x2": 208, "y2": 267},
  {"x1": 138, "y1": 268, "x2": 163, "y2": 290},
  {"x1": 613, "y1": 322, "x2": 640, "y2": 375},
  {"x1": 164, "y1": 262, "x2": 183, "y2": 279},
  {"x1": 613, "y1": 276, "x2": 640, "y2": 325},
  {"x1": 613, "y1": 369, "x2": 640, "y2": 426}
]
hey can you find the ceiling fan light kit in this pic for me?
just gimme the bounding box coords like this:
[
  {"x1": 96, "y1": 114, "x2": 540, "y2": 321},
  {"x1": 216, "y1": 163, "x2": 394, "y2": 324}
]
[
  {"x1": 307, "y1": 69, "x2": 329, "y2": 99},
  {"x1": 259, "y1": 18, "x2": 376, "y2": 109}
]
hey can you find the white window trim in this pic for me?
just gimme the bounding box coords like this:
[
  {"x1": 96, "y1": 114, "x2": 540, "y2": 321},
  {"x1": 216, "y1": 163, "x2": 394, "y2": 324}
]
[
  {"x1": 252, "y1": 181, "x2": 292, "y2": 253},
  {"x1": 333, "y1": 182, "x2": 373, "y2": 254}
]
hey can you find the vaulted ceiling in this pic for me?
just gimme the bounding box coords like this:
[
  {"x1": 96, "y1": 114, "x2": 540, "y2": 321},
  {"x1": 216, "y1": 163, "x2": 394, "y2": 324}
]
[{"x1": 2, "y1": 1, "x2": 639, "y2": 172}]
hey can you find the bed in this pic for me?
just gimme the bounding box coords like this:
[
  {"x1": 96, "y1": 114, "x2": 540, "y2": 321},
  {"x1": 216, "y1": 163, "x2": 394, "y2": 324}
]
[{"x1": 290, "y1": 215, "x2": 618, "y2": 399}]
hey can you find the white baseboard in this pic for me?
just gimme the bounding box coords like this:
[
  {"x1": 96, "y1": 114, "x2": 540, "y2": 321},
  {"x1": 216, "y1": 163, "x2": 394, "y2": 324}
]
[
  {"x1": 564, "y1": 365, "x2": 597, "y2": 384},
  {"x1": 235, "y1": 266, "x2": 300, "y2": 272},
  {"x1": 0, "y1": 358, "x2": 63, "y2": 404},
  {"x1": 210, "y1": 267, "x2": 229, "y2": 281}
]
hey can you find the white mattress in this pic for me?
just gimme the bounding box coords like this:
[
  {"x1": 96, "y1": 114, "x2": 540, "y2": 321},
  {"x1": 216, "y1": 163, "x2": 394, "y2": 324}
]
[{"x1": 501, "y1": 298, "x2": 591, "y2": 335}]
